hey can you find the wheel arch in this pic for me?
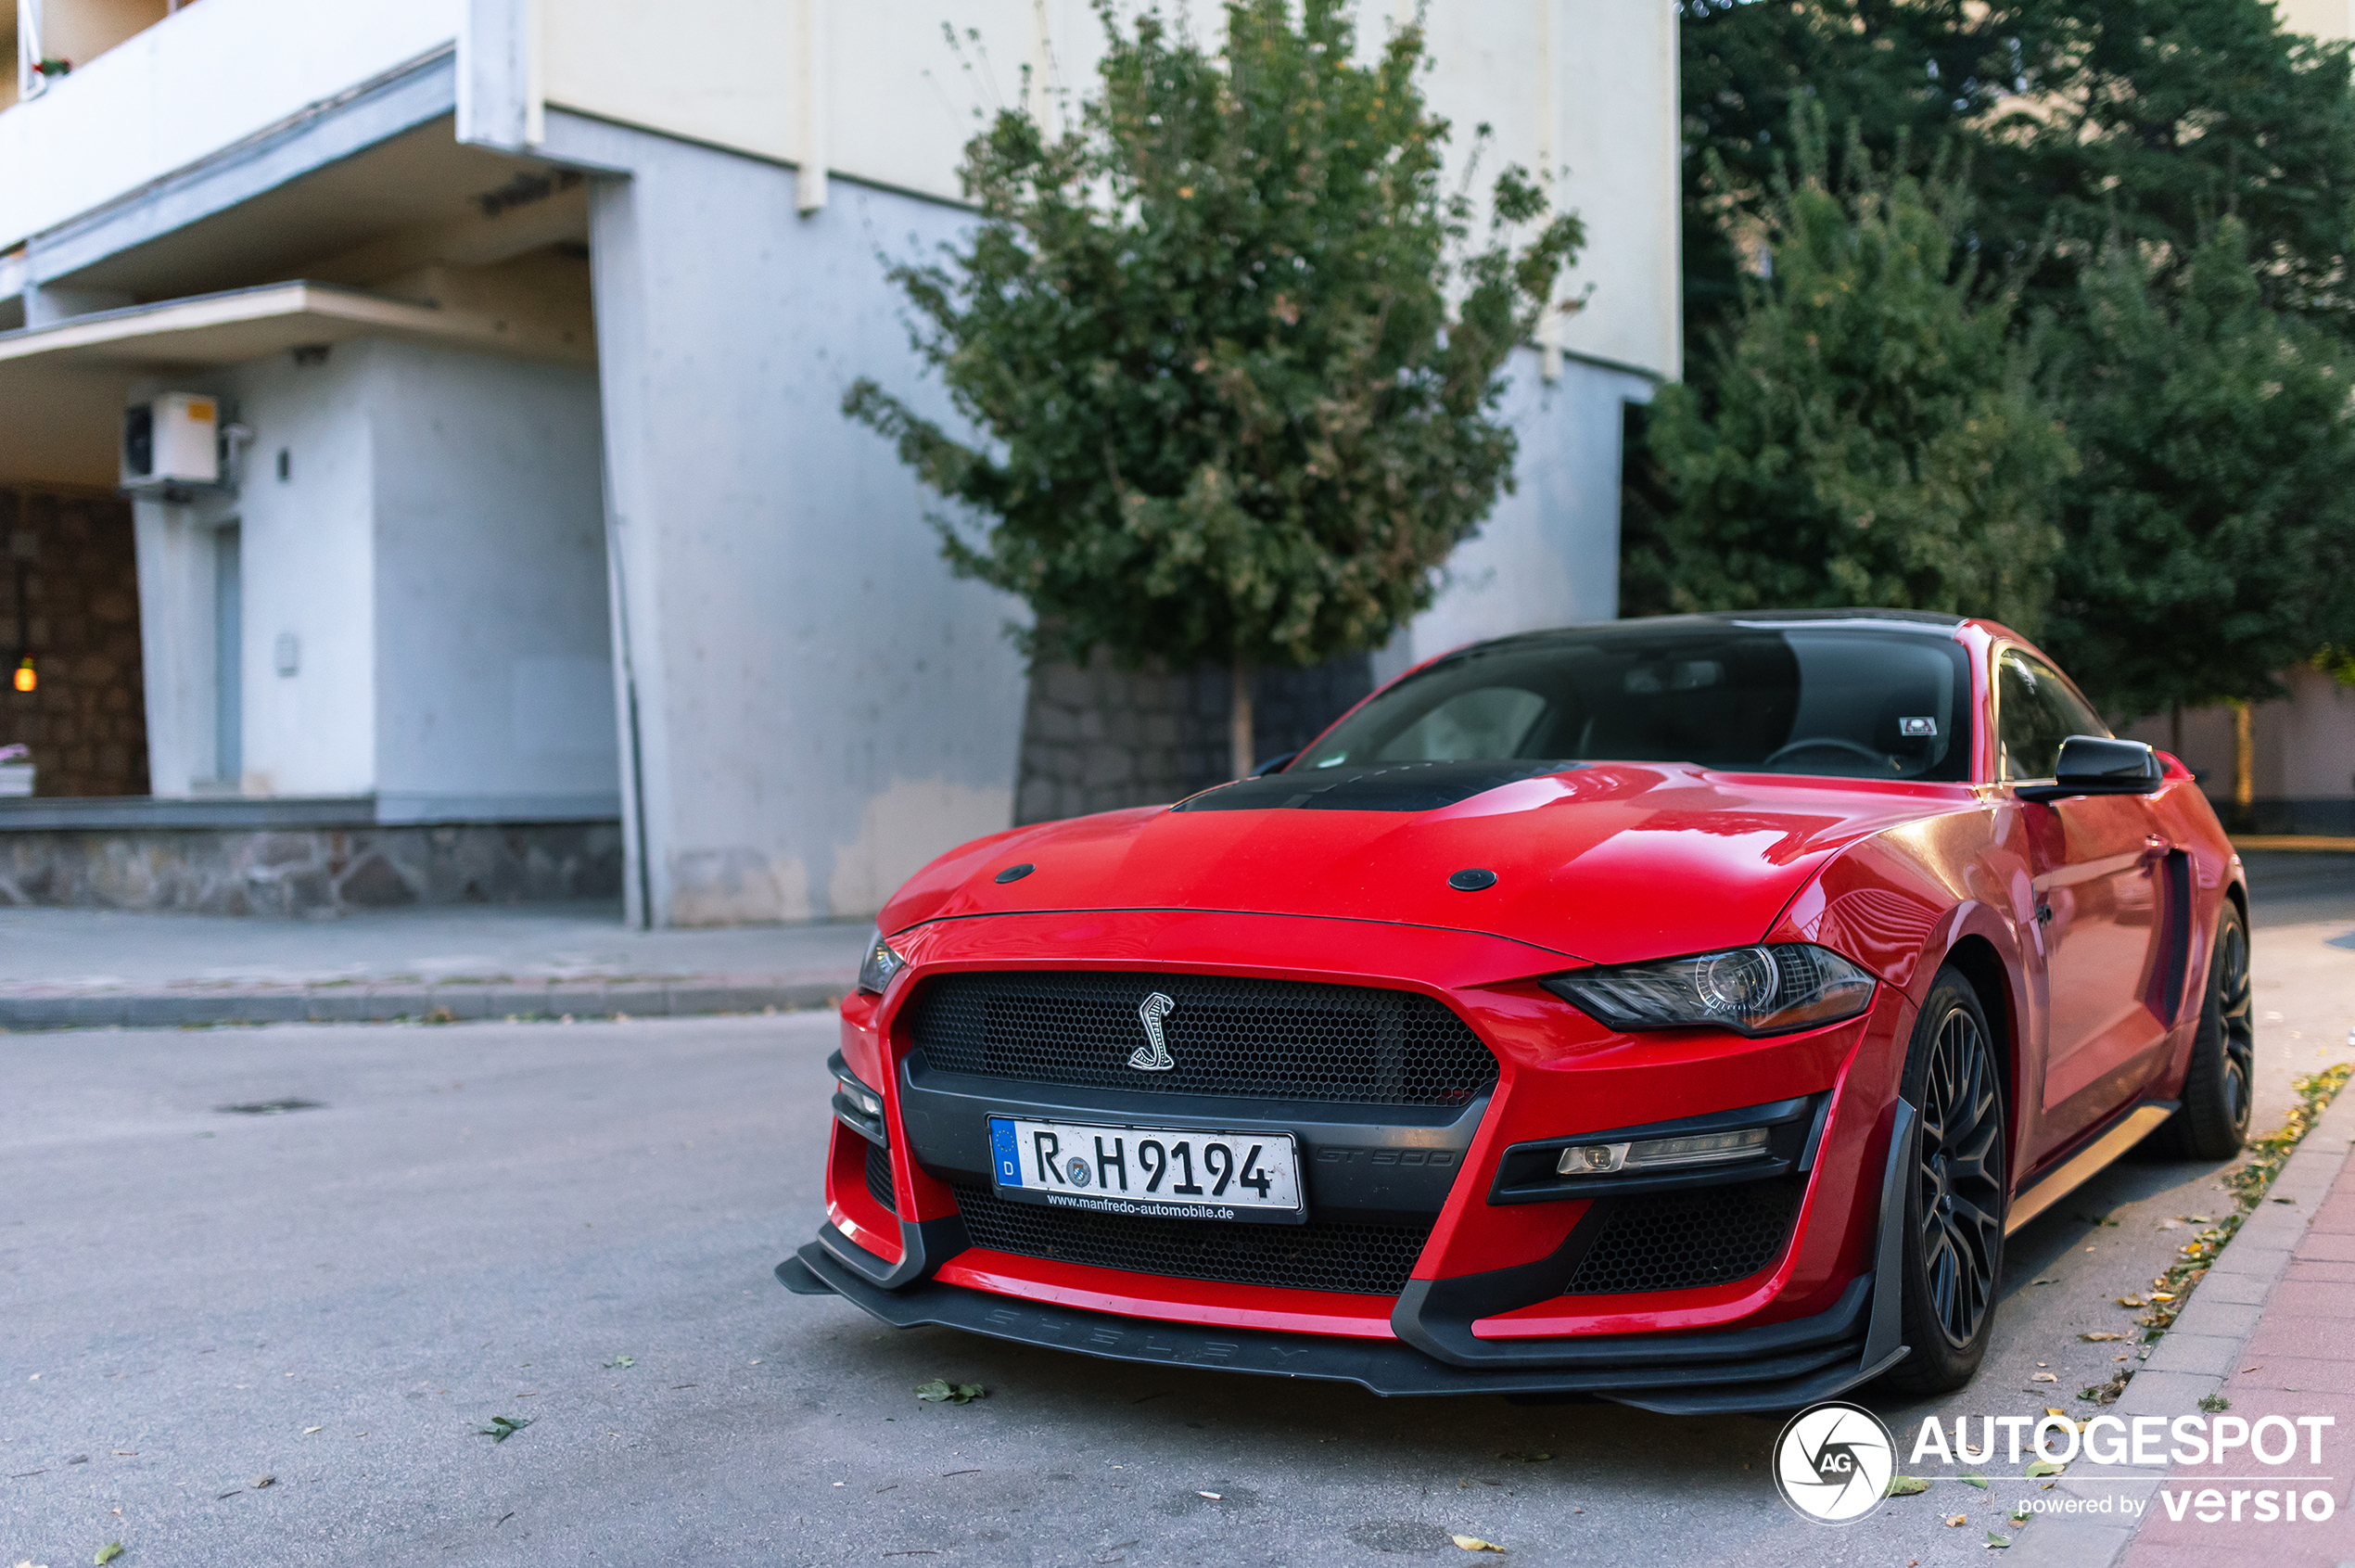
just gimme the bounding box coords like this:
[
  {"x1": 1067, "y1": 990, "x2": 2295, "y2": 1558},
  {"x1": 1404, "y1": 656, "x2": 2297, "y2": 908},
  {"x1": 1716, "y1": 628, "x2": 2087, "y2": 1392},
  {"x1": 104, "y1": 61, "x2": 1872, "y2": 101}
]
[{"x1": 1937, "y1": 933, "x2": 2020, "y2": 1177}]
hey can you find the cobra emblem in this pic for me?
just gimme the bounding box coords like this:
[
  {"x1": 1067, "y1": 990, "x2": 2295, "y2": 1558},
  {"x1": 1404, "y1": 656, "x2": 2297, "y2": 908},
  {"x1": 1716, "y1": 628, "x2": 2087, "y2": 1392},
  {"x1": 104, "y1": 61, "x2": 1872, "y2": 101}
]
[{"x1": 1128, "y1": 991, "x2": 1178, "y2": 1072}]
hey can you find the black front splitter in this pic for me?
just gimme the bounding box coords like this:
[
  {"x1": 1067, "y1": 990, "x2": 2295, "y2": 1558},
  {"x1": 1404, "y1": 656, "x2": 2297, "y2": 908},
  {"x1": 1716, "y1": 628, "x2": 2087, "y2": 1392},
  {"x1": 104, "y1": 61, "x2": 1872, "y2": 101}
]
[{"x1": 778, "y1": 1239, "x2": 1900, "y2": 1416}]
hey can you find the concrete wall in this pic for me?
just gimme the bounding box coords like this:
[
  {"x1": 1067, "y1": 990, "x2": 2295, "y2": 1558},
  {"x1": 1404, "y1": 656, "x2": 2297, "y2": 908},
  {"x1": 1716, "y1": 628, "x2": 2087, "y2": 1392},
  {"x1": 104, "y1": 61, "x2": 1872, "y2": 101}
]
[
  {"x1": 1373, "y1": 356, "x2": 1651, "y2": 685},
  {"x1": 129, "y1": 337, "x2": 615, "y2": 813},
  {"x1": 365, "y1": 338, "x2": 615, "y2": 819},
  {"x1": 534, "y1": 0, "x2": 1681, "y2": 385},
  {"x1": 2123, "y1": 665, "x2": 2355, "y2": 833},
  {"x1": 557, "y1": 112, "x2": 1034, "y2": 926},
  {"x1": 0, "y1": 0, "x2": 461, "y2": 249}
]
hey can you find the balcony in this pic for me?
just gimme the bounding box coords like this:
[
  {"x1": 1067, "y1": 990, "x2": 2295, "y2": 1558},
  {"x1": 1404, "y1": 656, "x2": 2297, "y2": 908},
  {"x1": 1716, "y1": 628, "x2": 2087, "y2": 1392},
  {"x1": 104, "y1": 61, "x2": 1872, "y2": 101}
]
[{"x1": 0, "y1": 0, "x2": 461, "y2": 252}]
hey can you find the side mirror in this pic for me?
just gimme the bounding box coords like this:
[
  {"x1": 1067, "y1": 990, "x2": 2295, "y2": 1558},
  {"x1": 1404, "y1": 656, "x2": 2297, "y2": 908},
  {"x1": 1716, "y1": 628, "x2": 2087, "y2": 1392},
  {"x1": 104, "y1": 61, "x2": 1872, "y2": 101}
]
[{"x1": 2015, "y1": 735, "x2": 2164, "y2": 803}]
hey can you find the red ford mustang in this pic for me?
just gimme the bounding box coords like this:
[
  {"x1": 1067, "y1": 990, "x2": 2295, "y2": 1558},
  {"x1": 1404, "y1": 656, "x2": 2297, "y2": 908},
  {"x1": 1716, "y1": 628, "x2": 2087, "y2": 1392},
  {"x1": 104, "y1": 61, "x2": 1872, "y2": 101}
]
[{"x1": 781, "y1": 610, "x2": 2252, "y2": 1413}]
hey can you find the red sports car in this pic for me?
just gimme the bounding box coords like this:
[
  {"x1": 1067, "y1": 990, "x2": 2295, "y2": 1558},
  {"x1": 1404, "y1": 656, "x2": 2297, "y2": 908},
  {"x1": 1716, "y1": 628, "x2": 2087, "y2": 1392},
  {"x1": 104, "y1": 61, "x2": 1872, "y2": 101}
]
[{"x1": 781, "y1": 610, "x2": 2251, "y2": 1412}]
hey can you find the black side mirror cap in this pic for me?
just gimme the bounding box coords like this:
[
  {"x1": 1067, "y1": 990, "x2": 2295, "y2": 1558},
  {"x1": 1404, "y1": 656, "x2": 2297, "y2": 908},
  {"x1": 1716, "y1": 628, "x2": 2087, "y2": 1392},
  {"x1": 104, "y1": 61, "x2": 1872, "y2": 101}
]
[
  {"x1": 2015, "y1": 735, "x2": 2164, "y2": 803},
  {"x1": 1250, "y1": 749, "x2": 1301, "y2": 777}
]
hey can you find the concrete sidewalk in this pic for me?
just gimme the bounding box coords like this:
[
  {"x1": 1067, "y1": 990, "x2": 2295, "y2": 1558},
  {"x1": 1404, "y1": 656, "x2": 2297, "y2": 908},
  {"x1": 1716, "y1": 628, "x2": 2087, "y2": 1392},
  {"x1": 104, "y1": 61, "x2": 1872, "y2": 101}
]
[
  {"x1": 2012, "y1": 1079, "x2": 2355, "y2": 1568},
  {"x1": 0, "y1": 901, "x2": 866, "y2": 1027}
]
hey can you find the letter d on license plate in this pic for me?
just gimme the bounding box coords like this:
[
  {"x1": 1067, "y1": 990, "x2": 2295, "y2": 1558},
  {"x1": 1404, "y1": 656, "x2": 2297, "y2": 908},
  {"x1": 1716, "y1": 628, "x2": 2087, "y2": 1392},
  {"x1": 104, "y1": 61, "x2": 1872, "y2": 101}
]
[{"x1": 987, "y1": 1116, "x2": 1305, "y2": 1224}]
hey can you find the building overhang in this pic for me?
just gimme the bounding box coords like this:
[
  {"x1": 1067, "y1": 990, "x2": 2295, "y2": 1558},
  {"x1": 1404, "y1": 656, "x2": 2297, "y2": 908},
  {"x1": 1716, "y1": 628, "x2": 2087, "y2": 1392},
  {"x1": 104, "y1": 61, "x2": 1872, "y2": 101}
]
[{"x1": 0, "y1": 278, "x2": 592, "y2": 489}]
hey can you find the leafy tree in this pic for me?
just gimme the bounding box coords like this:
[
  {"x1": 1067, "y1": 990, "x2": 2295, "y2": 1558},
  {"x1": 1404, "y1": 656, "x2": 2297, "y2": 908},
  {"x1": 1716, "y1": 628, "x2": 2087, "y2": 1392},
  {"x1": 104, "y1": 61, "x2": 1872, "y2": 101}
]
[
  {"x1": 1675, "y1": 0, "x2": 2355, "y2": 341},
  {"x1": 1636, "y1": 126, "x2": 2075, "y2": 630},
  {"x1": 2043, "y1": 220, "x2": 2355, "y2": 721},
  {"x1": 845, "y1": 0, "x2": 1580, "y2": 776}
]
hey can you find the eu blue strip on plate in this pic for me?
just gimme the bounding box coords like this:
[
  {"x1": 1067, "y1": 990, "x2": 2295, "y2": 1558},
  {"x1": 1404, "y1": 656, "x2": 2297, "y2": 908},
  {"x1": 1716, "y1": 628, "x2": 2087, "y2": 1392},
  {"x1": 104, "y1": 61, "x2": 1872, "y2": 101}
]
[{"x1": 987, "y1": 1116, "x2": 1023, "y2": 1186}]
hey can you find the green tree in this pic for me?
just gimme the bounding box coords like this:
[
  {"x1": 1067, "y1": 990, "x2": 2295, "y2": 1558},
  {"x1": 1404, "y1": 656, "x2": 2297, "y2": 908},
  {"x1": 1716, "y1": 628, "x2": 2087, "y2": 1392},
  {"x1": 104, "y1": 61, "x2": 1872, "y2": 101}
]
[
  {"x1": 1637, "y1": 128, "x2": 2075, "y2": 629},
  {"x1": 844, "y1": 0, "x2": 1580, "y2": 776},
  {"x1": 2043, "y1": 221, "x2": 2355, "y2": 723}
]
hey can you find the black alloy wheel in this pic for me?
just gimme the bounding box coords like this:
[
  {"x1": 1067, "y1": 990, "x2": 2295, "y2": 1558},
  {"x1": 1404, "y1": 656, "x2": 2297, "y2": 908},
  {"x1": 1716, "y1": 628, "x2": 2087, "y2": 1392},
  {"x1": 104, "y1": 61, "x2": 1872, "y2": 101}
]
[
  {"x1": 1916, "y1": 1002, "x2": 2005, "y2": 1348},
  {"x1": 2156, "y1": 901, "x2": 2256, "y2": 1160},
  {"x1": 1884, "y1": 967, "x2": 2007, "y2": 1395}
]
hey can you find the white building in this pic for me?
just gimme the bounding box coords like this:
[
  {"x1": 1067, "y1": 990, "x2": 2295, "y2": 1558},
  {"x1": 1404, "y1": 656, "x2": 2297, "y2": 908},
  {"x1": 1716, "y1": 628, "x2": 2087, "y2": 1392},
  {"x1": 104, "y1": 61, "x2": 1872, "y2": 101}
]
[{"x1": 0, "y1": 0, "x2": 1681, "y2": 924}]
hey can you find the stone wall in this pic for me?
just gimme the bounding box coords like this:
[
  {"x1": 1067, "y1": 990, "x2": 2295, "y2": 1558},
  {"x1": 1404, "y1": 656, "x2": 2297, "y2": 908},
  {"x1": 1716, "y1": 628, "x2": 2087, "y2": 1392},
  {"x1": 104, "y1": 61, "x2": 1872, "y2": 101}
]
[
  {"x1": 1, "y1": 489, "x2": 147, "y2": 797},
  {"x1": 1014, "y1": 649, "x2": 1375, "y2": 826},
  {"x1": 0, "y1": 820, "x2": 624, "y2": 918}
]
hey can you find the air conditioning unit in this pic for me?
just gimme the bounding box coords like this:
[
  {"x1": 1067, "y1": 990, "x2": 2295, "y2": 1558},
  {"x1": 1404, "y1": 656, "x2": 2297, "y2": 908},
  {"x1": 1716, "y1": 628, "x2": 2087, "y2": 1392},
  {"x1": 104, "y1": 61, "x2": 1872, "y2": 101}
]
[{"x1": 121, "y1": 392, "x2": 221, "y2": 490}]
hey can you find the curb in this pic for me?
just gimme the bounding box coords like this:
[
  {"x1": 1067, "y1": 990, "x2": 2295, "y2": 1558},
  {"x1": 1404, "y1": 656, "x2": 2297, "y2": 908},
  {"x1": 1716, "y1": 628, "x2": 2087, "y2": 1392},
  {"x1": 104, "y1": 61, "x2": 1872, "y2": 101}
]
[
  {"x1": 2006, "y1": 1084, "x2": 2355, "y2": 1568},
  {"x1": 0, "y1": 976, "x2": 849, "y2": 1030}
]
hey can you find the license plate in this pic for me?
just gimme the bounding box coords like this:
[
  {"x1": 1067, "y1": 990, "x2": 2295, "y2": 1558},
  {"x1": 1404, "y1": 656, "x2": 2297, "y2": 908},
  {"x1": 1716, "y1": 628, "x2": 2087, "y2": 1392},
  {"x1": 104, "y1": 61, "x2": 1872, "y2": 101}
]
[{"x1": 986, "y1": 1116, "x2": 1305, "y2": 1224}]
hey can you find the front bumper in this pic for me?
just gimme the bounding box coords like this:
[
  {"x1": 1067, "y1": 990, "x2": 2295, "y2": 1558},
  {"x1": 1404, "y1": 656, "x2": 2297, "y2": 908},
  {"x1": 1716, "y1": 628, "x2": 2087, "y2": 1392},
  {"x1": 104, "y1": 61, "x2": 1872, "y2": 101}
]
[
  {"x1": 794, "y1": 911, "x2": 1918, "y2": 1413},
  {"x1": 783, "y1": 1099, "x2": 1913, "y2": 1414}
]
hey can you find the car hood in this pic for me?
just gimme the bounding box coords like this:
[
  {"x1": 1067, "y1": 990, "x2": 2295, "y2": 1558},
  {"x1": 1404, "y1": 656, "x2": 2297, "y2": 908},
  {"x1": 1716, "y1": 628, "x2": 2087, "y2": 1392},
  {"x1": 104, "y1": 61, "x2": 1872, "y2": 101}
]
[{"x1": 879, "y1": 761, "x2": 1972, "y2": 967}]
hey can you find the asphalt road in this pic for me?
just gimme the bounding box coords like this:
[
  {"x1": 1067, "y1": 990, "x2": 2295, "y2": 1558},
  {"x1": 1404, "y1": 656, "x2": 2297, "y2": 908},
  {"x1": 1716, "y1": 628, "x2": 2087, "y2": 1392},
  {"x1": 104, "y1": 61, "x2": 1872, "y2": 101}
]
[{"x1": 3, "y1": 856, "x2": 2349, "y2": 1567}]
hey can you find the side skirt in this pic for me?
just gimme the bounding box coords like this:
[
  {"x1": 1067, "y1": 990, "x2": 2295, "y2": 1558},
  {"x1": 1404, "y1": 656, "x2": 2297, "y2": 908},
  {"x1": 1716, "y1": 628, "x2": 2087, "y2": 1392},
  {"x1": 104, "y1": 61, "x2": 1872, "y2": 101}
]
[{"x1": 2005, "y1": 1101, "x2": 2179, "y2": 1237}]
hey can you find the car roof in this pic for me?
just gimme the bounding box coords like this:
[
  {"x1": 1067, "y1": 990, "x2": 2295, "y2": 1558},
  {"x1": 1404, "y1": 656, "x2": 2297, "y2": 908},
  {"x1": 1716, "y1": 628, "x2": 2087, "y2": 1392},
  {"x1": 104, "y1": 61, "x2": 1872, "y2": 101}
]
[{"x1": 1440, "y1": 608, "x2": 1967, "y2": 661}]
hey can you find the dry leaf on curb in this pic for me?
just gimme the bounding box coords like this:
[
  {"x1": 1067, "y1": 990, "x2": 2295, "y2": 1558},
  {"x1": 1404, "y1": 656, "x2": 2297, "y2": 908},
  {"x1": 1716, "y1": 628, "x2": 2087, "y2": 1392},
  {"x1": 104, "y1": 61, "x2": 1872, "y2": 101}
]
[
  {"x1": 301, "y1": 1426, "x2": 323, "y2": 1435},
  {"x1": 1945, "y1": 1513, "x2": 1967, "y2": 1527},
  {"x1": 2116, "y1": 1294, "x2": 2146, "y2": 1307},
  {"x1": 1885, "y1": 1475, "x2": 1930, "y2": 1497},
  {"x1": 2025, "y1": 1460, "x2": 2067, "y2": 1478},
  {"x1": 250, "y1": 1475, "x2": 274, "y2": 1490},
  {"x1": 475, "y1": 1416, "x2": 531, "y2": 1443},
  {"x1": 2081, "y1": 1332, "x2": 2124, "y2": 1342},
  {"x1": 2030, "y1": 1372, "x2": 2058, "y2": 1383},
  {"x1": 1198, "y1": 1492, "x2": 1221, "y2": 1500},
  {"x1": 1960, "y1": 1472, "x2": 1988, "y2": 1489},
  {"x1": 1985, "y1": 1533, "x2": 2011, "y2": 1549},
  {"x1": 912, "y1": 1380, "x2": 986, "y2": 1405},
  {"x1": 1451, "y1": 1536, "x2": 1505, "y2": 1554}
]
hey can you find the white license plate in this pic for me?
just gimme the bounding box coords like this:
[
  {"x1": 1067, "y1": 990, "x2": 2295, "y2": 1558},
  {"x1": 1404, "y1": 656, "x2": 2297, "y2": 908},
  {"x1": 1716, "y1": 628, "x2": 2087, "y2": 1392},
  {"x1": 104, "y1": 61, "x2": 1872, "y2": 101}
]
[{"x1": 987, "y1": 1116, "x2": 1305, "y2": 1224}]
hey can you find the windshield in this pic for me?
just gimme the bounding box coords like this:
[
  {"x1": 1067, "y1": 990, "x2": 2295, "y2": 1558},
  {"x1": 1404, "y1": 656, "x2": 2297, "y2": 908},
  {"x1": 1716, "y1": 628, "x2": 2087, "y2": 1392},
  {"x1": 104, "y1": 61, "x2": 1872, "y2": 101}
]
[{"x1": 1297, "y1": 624, "x2": 1976, "y2": 782}]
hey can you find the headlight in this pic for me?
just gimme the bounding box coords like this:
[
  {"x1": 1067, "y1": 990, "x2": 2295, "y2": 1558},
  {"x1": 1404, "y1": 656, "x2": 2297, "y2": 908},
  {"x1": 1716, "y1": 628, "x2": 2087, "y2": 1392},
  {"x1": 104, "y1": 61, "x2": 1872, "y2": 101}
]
[
  {"x1": 856, "y1": 926, "x2": 907, "y2": 995},
  {"x1": 1542, "y1": 943, "x2": 1875, "y2": 1036}
]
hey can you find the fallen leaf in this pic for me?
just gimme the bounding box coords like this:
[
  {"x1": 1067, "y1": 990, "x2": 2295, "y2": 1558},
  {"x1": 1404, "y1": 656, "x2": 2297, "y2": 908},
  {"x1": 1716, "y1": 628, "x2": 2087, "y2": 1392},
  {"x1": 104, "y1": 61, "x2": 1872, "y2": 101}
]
[
  {"x1": 2183, "y1": 1215, "x2": 2212, "y2": 1224},
  {"x1": 2148, "y1": 1292, "x2": 2175, "y2": 1302},
  {"x1": 2029, "y1": 1277, "x2": 2059, "y2": 1286},
  {"x1": 475, "y1": 1416, "x2": 532, "y2": 1443},
  {"x1": 604, "y1": 1355, "x2": 634, "y2": 1370},
  {"x1": 301, "y1": 1427, "x2": 322, "y2": 1436},
  {"x1": 1961, "y1": 1472, "x2": 1988, "y2": 1489},
  {"x1": 2025, "y1": 1460, "x2": 2066, "y2": 1478},
  {"x1": 1945, "y1": 1513, "x2": 1967, "y2": 1527},
  {"x1": 2030, "y1": 1372, "x2": 2057, "y2": 1383},
  {"x1": 95, "y1": 1548, "x2": 123, "y2": 1566},
  {"x1": 1985, "y1": 1533, "x2": 2011, "y2": 1549},
  {"x1": 2080, "y1": 1332, "x2": 2124, "y2": 1342},
  {"x1": 2116, "y1": 1294, "x2": 2147, "y2": 1308},
  {"x1": 2011, "y1": 1507, "x2": 2031, "y2": 1524},
  {"x1": 1886, "y1": 1475, "x2": 1931, "y2": 1497},
  {"x1": 1451, "y1": 1537, "x2": 1505, "y2": 1554},
  {"x1": 912, "y1": 1379, "x2": 986, "y2": 1405},
  {"x1": 1198, "y1": 1492, "x2": 1221, "y2": 1500},
  {"x1": 250, "y1": 1475, "x2": 274, "y2": 1490}
]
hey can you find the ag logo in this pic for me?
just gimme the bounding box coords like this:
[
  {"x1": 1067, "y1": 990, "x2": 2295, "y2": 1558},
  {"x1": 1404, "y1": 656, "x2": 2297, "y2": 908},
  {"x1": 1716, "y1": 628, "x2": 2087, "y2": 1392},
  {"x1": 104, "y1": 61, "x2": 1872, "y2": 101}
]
[{"x1": 1772, "y1": 1401, "x2": 1896, "y2": 1525}]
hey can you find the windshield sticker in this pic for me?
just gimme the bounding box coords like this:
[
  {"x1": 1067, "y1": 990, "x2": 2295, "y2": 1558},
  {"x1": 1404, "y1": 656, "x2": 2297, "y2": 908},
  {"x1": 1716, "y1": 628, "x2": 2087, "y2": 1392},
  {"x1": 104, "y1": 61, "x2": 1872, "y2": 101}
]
[{"x1": 1899, "y1": 718, "x2": 1938, "y2": 737}]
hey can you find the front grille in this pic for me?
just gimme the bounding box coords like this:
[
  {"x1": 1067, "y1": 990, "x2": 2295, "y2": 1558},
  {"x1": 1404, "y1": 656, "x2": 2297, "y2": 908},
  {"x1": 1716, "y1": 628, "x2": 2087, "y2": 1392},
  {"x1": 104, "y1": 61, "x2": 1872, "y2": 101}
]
[
  {"x1": 952, "y1": 1183, "x2": 1432, "y2": 1296},
  {"x1": 864, "y1": 1139, "x2": 897, "y2": 1216},
  {"x1": 909, "y1": 971, "x2": 1496, "y2": 1106},
  {"x1": 1564, "y1": 1178, "x2": 1803, "y2": 1295}
]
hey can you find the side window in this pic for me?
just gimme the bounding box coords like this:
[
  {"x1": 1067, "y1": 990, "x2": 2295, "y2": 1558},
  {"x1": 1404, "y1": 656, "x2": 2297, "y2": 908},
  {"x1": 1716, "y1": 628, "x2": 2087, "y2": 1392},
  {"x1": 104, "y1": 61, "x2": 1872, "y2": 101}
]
[{"x1": 1997, "y1": 650, "x2": 2109, "y2": 782}]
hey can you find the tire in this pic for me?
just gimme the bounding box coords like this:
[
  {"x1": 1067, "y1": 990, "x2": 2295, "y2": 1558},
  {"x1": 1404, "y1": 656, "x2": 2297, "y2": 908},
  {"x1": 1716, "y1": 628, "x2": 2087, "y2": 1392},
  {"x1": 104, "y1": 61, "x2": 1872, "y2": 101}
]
[
  {"x1": 2152, "y1": 900, "x2": 2255, "y2": 1160},
  {"x1": 1880, "y1": 967, "x2": 2008, "y2": 1396}
]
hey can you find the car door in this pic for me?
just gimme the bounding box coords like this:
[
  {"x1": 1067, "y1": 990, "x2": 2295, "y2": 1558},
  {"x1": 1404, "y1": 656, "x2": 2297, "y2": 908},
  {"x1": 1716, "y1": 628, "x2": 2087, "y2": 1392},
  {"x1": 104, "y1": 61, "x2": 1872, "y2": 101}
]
[{"x1": 1997, "y1": 648, "x2": 2173, "y2": 1144}]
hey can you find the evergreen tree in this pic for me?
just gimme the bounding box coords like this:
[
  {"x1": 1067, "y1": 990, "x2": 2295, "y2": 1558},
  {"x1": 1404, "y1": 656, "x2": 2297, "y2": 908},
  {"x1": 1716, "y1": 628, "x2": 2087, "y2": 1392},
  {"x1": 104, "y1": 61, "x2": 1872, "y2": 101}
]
[
  {"x1": 845, "y1": 0, "x2": 1579, "y2": 775},
  {"x1": 2044, "y1": 221, "x2": 2355, "y2": 719},
  {"x1": 1638, "y1": 126, "x2": 2075, "y2": 631}
]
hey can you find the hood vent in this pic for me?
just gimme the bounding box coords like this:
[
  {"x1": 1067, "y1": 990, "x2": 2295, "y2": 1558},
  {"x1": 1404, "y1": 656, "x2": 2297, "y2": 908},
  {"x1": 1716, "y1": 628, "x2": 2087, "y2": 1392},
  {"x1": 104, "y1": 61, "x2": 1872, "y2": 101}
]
[{"x1": 1172, "y1": 759, "x2": 1572, "y2": 814}]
